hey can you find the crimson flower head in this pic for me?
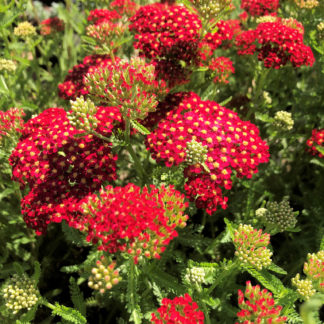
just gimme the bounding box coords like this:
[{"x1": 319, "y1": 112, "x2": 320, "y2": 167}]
[
  {"x1": 110, "y1": 0, "x2": 139, "y2": 17},
  {"x1": 78, "y1": 184, "x2": 188, "y2": 263},
  {"x1": 146, "y1": 92, "x2": 269, "y2": 214},
  {"x1": 151, "y1": 293, "x2": 204, "y2": 324},
  {"x1": 208, "y1": 56, "x2": 235, "y2": 84},
  {"x1": 129, "y1": 3, "x2": 201, "y2": 86},
  {"x1": 40, "y1": 17, "x2": 64, "y2": 36},
  {"x1": 236, "y1": 281, "x2": 287, "y2": 323},
  {"x1": 87, "y1": 9, "x2": 121, "y2": 25},
  {"x1": 240, "y1": 0, "x2": 279, "y2": 17},
  {"x1": 306, "y1": 129, "x2": 324, "y2": 158},
  {"x1": 9, "y1": 107, "x2": 120, "y2": 234},
  {"x1": 236, "y1": 21, "x2": 315, "y2": 69},
  {"x1": 58, "y1": 55, "x2": 117, "y2": 100}
]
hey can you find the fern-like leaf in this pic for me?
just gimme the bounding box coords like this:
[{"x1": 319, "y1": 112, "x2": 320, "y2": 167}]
[
  {"x1": 69, "y1": 277, "x2": 86, "y2": 316},
  {"x1": 61, "y1": 221, "x2": 90, "y2": 247},
  {"x1": 51, "y1": 302, "x2": 87, "y2": 324}
]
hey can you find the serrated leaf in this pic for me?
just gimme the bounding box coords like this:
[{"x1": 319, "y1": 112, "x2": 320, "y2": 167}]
[
  {"x1": 268, "y1": 263, "x2": 287, "y2": 275},
  {"x1": 130, "y1": 120, "x2": 151, "y2": 135},
  {"x1": 51, "y1": 302, "x2": 87, "y2": 324},
  {"x1": 69, "y1": 277, "x2": 86, "y2": 316}
]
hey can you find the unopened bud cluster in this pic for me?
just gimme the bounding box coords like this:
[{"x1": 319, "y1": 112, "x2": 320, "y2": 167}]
[
  {"x1": 294, "y1": 0, "x2": 319, "y2": 9},
  {"x1": 273, "y1": 111, "x2": 294, "y2": 131},
  {"x1": 303, "y1": 250, "x2": 324, "y2": 293},
  {"x1": 292, "y1": 274, "x2": 316, "y2": 300},
  {"x1": 0, "y1": 59, "x2": 17, "y2": 73},
  {"x1": 234, "y1": 224, "x2": 272, "y2": 270},
  {"x1": 262, "y1": 197, "x2": 297, "y2": 232},
  {"x1": 88, "y1": 256, "x2": 122, "y2": 294},
  {"x1": 67, "y1": 96, "x2": 98, "y2": 132},
  {"x1": 184, "y1": 267, "x2": 206, "y2": 284},
  {"x1": 317, "y1": 22, "x2": 324, "y2": 40},
  {"x1": 256, "y1": 15, "x2": 278, "y2": 24},
  {"x1": 1, "y1": 274, "x2": 39, "y2": 314},
  {"x1": 85, "y1": 57, "x2": 168, "y2": 121},
  {"x1": 14, "y1": 21, "x2": 36, "y2": 38},
  {"x1": 186, "y1": 140, "x2": 208, "y2": 165},
  {"x1": 191, "y1": 0, "x2": 233, "y2": 23}
]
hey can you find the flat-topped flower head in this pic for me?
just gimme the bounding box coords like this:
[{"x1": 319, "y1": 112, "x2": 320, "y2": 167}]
[
  {"x1": 9, "y1": 107, "x2": 119, "y2": 234},
  {"x1": 1, "y1": 274, "x2": 39, "y2": 315},
  {"x1": 294, "y1": 0, "x2": 319, "y2": 8},
  {"x1": 236, "y1": 281, "x2": 287, "y2": 323},
  {"x1": 40, "y1": 17, "x2": 64, "y2": 36},
  {"x1": 234, "y1": 224, "x2": 272, "y2": 270},
  {"x1": 146, "y1": 92, "x2": 269, "y2": 214},
  {"x1": 236, "y1": 21, "x2": 314, "y2": 69},
  {"x1": 241, "y1": 0, "x2": 279, "y2": 17},
  {"x1": 208, "y1": 56, "x2": 235, "y2": 84},
  {"x1": 14, "y1": 21, "x2": 36, "y2": 38},
  {"x1": 151, "y1": 293, "x2": 204, "y2": 324},
  {"x1": 0, "y1": 58, "x2": 17, "y2": 73},
  {"x1": 78, "y1": 184, "x2": 188, "y2": 263},
  {"x1": 88, "y1": 256, "x2": 122, "y2": 293},
  {"x1": 273, "y1": 111, "x2": 294, "y2": 131},
  {"x1": 306, "y1": 129, "x2": 324, "y2": 158}
]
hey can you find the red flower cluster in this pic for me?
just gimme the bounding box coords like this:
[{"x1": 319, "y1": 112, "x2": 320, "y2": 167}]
[
  {"x1": 110, "y1": 0, "x2": 139, "y2": 17},
  {"x1": 40, "y1": 17, "x2": 64, "y2": 36},
  {"x1": 306, "y1": 129, "x2": 324, "y2": 158},
  {"x1": 146, "y1": 92, "x2": 269, "y2": 214},
  {"x1": 58, "y1": 55, "x2": 117, "y2": 100},
  {"x1": 0, "y1": 108, "x2": 25, "y2": 142},
  {"x1": 241, "y1": 0, "x2": 279, "y2": 17},
  {"x1": 151, "y1": 293, "x2": 204, "y2": 324},
  {"x1": 77, "y1": 184, "x2": 188, "y2": 263},
  {"x1": 87, "y1": 9, "x2": 121, "y2": 25},
  {"x1": 9, "y1": 107, "x2": 121, "y2": 234},
  {"x1": 129, "y1": 3, "x2": 201, "y2": 86},
  {"x1": 208, "y1": 56, "x2": 235, "y2": 84},
  {"x1": 236, "y1": 21, "x2": 315, "y2": 68},
  {"x1": 236, "y1": 281, "x2": 287, "y2": 323}
]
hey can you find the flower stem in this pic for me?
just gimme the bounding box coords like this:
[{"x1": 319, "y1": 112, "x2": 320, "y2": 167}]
[
  {"x1": 128, "y1": 260, "x2": 142, "y2": 324},
  {"x1": 207, "y1": 259, "x2": 239, "y2": 294}
]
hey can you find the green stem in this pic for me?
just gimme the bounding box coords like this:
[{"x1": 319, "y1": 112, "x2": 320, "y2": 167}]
[
  {"x1": 196, "y1": 285, "x2": 211, "y2": 324},
  {"x1": 128, "y1": 260, "x2": 142, "y2": 324},
  {"x1": 207, "y1": 259, "x2": 239, "y2": 294},
  {"x1": 246, "y1": 67, "x2": 271, "y2": 121}
]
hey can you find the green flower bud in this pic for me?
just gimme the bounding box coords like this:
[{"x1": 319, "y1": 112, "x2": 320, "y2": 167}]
[
  {"x1": 186, "y1": 140, "x2": 208, "y2": 165},
  {"x1": 14, "y1": 21, "x2": 36, "y2": 38},
  {"x1": 234, "y1": 224, "x2": 272, "y2": 270},
  {"x1": 185, "y1": 266, "x2": 206, "y2": 284},
  {"x1": 273, "y1": 111, "x2": 294, "y2": 131},
  {"x1": 88, "y1": 256, "x2": 121, "y2": 293},
  {"x1": 1, "y1": 274, "x2": 39, "y2": 315},
  {"x1": 292, "y1": 274, "x2": 316, "y2": 300},
  {"x1": 0, "y1": 59, "x2": 17, "y2": 73},
  {"x1": 264, "y1": 197, "x2": 297, "y2": 232}
]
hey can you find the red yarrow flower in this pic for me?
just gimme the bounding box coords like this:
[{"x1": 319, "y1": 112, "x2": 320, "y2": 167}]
[
  {"x1": 146, "y1": 92, "x2": 269, "y2": 214},
  {"x1": 236, "y1": 21, "x2": 315, "y2": 68},
  {"x1": 9, "y1": 107, "x2": 121, "y2": 234},
  {"x1": 40, "y1": 17, "x2": 64, "y2": 36},
  {"x1": 151, "y1": 293, "x2": 204, "y2": 324},
  {"x1": 306, "y1": 129, "x2": 324, "y2": 158},
  {"x1": 110, "y1": 0, "x2": 139, "y2": 17},
  {"x1": 208, "y1": 56, "x2": 235, "y2": 84},
  {"x1": 87, "y1": 9, "x2": 121, "y2": 25},
  {"x1": 241, "y1": 0, "x2": 279, "y2": 17},
  {"x1": 77, "y1": 184, "x2": 188, "y2": 263},
  {"x1": 236, "y1": 281, "x2": 287, "y2": 323}
]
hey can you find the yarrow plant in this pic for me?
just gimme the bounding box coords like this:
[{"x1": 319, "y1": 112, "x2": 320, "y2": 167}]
[{"x1": 1, "y1": 0, "x2": 323, "y2": 322}]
